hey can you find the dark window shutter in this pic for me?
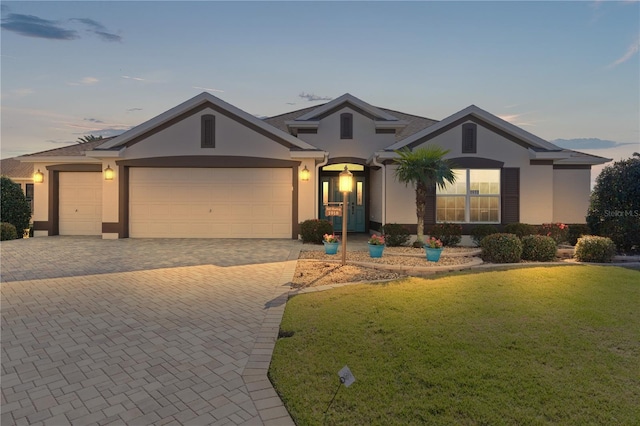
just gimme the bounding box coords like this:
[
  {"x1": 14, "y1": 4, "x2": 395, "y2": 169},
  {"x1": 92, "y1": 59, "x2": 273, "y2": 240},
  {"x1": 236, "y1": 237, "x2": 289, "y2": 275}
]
[
  {"x1": 501, "y1": 168, "x2": 519, "y2": 224},
  {"x1": 424, "y1": 182, "x2": 437, "y2": 225},
  {"x1": 462, "y1": 123, "x2": 477, "y2": 153},
  {"x1": 340, "y1": 113, "x2": 353, "y2": 139},
  {"x1": 201, "y1": 114, "x2": 215, "y2": 148}
]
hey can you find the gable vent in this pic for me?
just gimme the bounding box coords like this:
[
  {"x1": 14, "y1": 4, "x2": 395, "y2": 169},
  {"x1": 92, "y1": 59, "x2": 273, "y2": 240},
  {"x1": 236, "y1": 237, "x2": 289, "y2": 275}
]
[
  {"x1": 462, "y1": 123, "x2": 477, "y2": 153},
  {"x1": 201, "y1": 114, "x2": 215, "y2": 148},
  {"x1": 340, "y1": 113, "x2": 353, "y2": 139}
]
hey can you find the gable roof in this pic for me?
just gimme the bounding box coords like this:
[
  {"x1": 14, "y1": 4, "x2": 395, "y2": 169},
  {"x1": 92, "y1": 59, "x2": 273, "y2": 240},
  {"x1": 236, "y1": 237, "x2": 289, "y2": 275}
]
[
  {"x1": 385, "y1": 105, "x2": 610, "y2": 165},
  {"x1": 295, "y1": 93, "x2": 401, "y2": 121},
  {"x1": 264, "y1": 101, "x2": 438, "y2": 142},
  {"x1": 97, "y1": 92, "x2": 320, "y2": 151}
]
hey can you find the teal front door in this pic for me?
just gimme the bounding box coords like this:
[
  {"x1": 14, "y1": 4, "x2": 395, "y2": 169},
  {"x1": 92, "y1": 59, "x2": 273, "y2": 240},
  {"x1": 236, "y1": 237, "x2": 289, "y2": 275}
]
[{"x1": 320, "y1": 175, "x2": 366, "y2": 232}]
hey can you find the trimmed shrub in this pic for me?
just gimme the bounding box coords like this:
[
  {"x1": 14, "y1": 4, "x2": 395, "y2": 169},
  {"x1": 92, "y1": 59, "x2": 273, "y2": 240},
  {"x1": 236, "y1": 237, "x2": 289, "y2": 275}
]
[
  {"x1": 1, "y1": 222, "x2": 18, "y2": 241},
  {"x1": 574, "y1": 235, "x2": 616, "y2": 263},
  {"x1": 521, "y1": 235, "x2": 557, "y2": 261},
  {"x1": 567, "y1": 224, "x2": 591, "y2": 246},
  {"x1": 504, "y1": 222, "x2": 536, "y2": 239},
  {"x1": 480, "y1": 233, "x2": 523, "y2": 263},
  {"x1": 1, "y1": 176, "x2": 31, "y2": 236},
  {"x1": 428, "y1": 222, "x2": 462, "y2": 247},
  {"x1": 382, "y1": 223, "x2": 410, "y2": 247},
  {"x1": 470, "y1": 224, "x2": 498, "y2": 246},
  {"x1": 299, "y1": 219, "x2": 333, "y2": 244}
]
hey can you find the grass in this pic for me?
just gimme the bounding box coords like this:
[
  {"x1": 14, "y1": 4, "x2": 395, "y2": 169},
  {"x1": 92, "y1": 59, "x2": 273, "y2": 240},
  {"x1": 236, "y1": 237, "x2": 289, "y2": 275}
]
[{"x1": 269, "y1": 265, "x2": 640, "y2": 425}]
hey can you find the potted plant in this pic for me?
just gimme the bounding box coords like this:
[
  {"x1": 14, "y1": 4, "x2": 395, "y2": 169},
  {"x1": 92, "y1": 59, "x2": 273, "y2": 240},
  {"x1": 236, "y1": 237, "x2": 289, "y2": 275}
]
[
  {"x1": 424, "y1": 237, "x2": 444, "y2": 262},
  {"x1": 367, "y1": 234, "x2": 385, "y2": 258},
  {"x1": 323, "y1": 233, "x2": 340, "y2": 255}
]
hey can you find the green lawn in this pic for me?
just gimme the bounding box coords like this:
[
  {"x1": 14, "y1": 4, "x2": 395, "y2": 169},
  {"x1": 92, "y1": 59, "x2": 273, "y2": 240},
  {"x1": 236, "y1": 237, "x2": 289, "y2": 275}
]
[{"x1": 269, "y1": 265, "x2": 640, "y2": 425}]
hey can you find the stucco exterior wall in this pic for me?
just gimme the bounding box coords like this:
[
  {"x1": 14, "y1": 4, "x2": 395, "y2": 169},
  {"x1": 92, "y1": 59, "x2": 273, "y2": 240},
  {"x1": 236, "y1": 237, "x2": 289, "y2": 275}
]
[
  {"x1": 553, "y1": 169, "x2": 591, "y2": 223},
  {"x1": 385, "y1": 164, "x2": 418, "y2": 224},
  {"x1": 124, "y1": 108, "x2": 292, "y2": 160},
  {"x1": 102, "y1": 161, "x2": 119, "y2": 239},
  {"x1": 296, "y1": 107, "x2": 396, "y2": 160},
  {"x1": 32, "y1": 163, "x2": 49, "y2": 236},
  {"x1": 297, "y1": 158, "x2": 316, "y2": 225}
]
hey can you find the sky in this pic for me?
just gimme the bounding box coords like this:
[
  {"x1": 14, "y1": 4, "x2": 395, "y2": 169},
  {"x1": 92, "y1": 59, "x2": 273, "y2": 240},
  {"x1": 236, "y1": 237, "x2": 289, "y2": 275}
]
[{"x1": 1, "y1": 1, "x2": 639, "y2": 184}]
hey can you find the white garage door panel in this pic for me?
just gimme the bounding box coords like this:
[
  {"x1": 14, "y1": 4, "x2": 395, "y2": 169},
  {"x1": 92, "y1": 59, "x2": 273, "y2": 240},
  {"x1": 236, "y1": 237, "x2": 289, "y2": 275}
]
[
  {"x1": 130, "y1": 168, "x2": 292, "y2": 238},
  {"x1": 59, "y1": 172, "x2": 102, "y2": 235}
]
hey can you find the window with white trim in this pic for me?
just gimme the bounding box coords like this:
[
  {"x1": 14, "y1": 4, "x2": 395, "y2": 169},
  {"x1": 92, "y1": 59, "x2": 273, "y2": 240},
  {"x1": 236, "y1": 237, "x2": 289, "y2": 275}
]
[{"x1": 436, "y1": 169, "x2": 500, "y2": 223}]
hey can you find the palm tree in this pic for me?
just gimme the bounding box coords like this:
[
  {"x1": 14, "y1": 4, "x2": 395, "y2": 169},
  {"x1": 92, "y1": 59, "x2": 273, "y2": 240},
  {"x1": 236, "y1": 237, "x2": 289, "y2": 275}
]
[
  {"x1": 77, "y1": 135, "x2": 103, "y2": 144},
  {"x1": 393, "y1": 146, "x2": 456, "y2": 244}
]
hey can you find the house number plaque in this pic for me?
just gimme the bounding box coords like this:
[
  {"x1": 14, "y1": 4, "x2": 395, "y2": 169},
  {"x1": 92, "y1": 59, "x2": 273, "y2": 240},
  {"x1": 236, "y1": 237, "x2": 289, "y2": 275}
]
[{"x1": 325, "y1": 206, "x2": 342, "y2": 217}]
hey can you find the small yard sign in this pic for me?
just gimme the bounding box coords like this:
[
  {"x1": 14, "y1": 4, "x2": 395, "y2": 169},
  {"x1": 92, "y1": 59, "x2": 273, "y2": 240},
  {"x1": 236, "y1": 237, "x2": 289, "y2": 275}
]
[{"x1": 325, "y1": 206, "x2": 342, "y2": 217}]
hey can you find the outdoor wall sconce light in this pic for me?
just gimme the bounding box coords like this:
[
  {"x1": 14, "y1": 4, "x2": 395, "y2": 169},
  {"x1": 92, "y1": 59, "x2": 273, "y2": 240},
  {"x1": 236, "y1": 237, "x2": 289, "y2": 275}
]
[
  {"x1": 338, "y1": 165, "x2": 353, "y2": 265},
  {"x1": 104, "y1": 164, "x2": 114, "y2": 181},
  {"x1": 300, "y1": 165, "x2": 310, "y2": 182},
  {"x1": 34, "y1": 169, "x2": 44, "y2": 184}
]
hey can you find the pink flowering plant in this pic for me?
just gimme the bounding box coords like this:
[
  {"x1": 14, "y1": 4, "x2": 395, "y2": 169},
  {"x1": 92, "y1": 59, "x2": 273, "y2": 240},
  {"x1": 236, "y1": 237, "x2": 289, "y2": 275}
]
[
  {"x1": 425, "y1": 237, "x2": 444, "y2": 249},
  {"x1": 323, "y1": 233, "x2": 340, "y2": 243},
  {"x1": 539, "y1": 223, "x2": 569, "y2": 245},
  {"x1": 368, "y1": 234, "x2": 385, "y2": 245}
]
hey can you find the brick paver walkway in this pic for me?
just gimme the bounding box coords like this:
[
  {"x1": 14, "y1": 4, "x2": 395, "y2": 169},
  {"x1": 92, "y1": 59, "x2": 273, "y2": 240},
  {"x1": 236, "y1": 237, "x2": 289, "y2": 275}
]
[{"x1": 1, "y1": 238, "x2": 300, "y2": 425}]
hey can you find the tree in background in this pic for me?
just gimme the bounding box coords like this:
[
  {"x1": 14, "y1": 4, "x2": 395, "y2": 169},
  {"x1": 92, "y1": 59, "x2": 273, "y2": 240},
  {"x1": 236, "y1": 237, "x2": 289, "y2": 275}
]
[
  {"x1": 393, "y1": 146, "x2": 456, "y2": 244},
  {"x1": 77, "y1": 135, "x2": 103, "y2": 143},
  {"x1": 586, "y1": 153, "x2": 640, "y2": 252},
  {"x1": 0, "y1": 176, "x2": 31, "y2": 237}
]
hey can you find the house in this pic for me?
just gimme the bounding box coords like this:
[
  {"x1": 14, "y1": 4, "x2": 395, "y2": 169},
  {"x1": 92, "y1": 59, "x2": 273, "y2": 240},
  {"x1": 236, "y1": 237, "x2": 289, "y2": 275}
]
[
  {"x1": 16, "y1": 92, "x2": 610, "y2": 239},
  {"x1": 1, "y1": 157, "x2": 37, "y2": 213}
]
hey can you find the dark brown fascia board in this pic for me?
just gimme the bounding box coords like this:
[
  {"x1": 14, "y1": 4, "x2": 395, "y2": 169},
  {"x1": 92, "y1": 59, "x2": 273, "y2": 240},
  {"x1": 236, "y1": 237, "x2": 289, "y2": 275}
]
[
  {"x1": 120, "y1": 101, "x2": 301, "y2": 150},
  {"x1": 312, "y1": 101, "x2": 386, "y2": 121},
  {"x1": 530, "y1": 160, "x2": 554, "y2": 166},
  {"x1": 46, "y1": 164, "x2": 102, "y2": 172},
  {"x1": 405, "y1": 114, "x2": 535, "y2": 151},
  {"x1": 116, "y1": 156, "x2": 300, "y2": 168},
  {"x1": 553, "y1": 164, "x2": 591, "y2": 170}
]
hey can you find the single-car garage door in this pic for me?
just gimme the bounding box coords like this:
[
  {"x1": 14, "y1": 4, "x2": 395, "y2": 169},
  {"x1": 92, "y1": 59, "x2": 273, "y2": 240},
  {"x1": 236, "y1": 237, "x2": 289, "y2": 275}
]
[
  {"x1": 59, "y1": 172, "x2": 102, "y2": 235},
  {"x1": 129, "y1": 168, "x2": 292, "y2": 238}
]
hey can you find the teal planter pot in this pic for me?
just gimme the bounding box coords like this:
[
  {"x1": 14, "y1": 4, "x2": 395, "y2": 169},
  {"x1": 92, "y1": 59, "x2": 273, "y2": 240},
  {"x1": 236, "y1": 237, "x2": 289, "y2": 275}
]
[
  {"x1": 425, "y1": 247, "x2": 443, "y2": 262},
  {"x1": 323, "y1": 241, "x2": 340, "y2": 255},
  {"x1": 368, "y1": 244, "x2": 385, "y2": 258}
]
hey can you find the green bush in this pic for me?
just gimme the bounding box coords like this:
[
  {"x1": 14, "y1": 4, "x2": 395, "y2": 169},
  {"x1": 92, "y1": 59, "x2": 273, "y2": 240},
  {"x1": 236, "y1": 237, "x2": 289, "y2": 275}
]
[
  {"x1": 539, "y1": 223, "x2": 569, "y2": 245},
  {"x1": 299, "y1": 219, "x2": 333, "y2": 244},
  {"x1": 382, "y1": 223, "x2": 410, "y2": 247},
  {"x1": 587, "y1": 154, "x2": 639, "y2": 252},
  {"x1": 428, "y1": 222, "x2": 462, "y2": 247},
  {"x1": 1, "y1": 222, "x2": 18, "y2": 241},
  {"x1": 574, "y1": 235, "x2": 616, "y2": 263},
  {"x1": 521, "y1": 235, "x2": 557, "y2": 261},
  {"x1": 567, "y1": 224, "x2": 591, "y2": 246},
  {"x1": 1, "y1": 176, "x2": 31, "y2": 236},
  {"x1": 480, "y1": 233, "x2": 523, "y2": 263},
  {"x1": 504, "y1": 222, "x2": 536, "y2": 239},
  {"x1": 470, "y1": 224, "x2": 498, "y2": 246}
]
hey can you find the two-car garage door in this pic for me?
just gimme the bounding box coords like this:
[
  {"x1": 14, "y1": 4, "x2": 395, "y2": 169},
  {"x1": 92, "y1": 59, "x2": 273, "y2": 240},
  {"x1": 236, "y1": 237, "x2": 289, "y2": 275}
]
[{"x1": 129, "y1": 168, "x2": 292, "y2": 238}]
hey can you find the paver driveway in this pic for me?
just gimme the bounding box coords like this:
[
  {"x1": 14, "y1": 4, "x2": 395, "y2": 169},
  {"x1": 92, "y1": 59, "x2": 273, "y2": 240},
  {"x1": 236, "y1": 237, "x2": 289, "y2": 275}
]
[{"x1": 1, "y1": 237, "x2": 301, "y2": 425}]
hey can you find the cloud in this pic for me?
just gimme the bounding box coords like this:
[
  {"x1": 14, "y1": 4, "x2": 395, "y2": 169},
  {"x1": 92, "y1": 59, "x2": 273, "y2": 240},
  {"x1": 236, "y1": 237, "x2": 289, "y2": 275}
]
[
  {"x1": 286, "y1": 102, "x2": 297, "y2": 105},
  {"x1": 67, "y1": 77, "x2": 99, "y2": 86},
  {"x1": 1, "y1": 10, "x2": 121, "y2": 42},
  {"x1": 497, "y1": 113, "x2": 536, "y2": 127},
  {"x1": 552, "y1": 138, "x2": 635, "y2": 150},
  {"x1": 192, "y1": 86, "x2": 224, "y2": 93},
  {"x1": 69, "y1": 18, "x2": 122, "y2": 42},
  {"x1": 608, "y1": 35, "x2": 640, "y2": 68},
  {"x1": 2, "y1": 88, "x2": 35, "y2": 99},
  {"x1": 126, "y1": 107, "x2": 143, "y2": 112},
  {"x1": 299, "y1": 92, "x2": 333, "y2": 102},
  {"x1": 84, "y1": 117, "x2": 104, "y2": 123},
  {"x1": 121, "y1": 75, "x2": 145, "y2": 81},
  {"x1": 1, "y1": 13, "x2": 78, "y2": 40}
]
